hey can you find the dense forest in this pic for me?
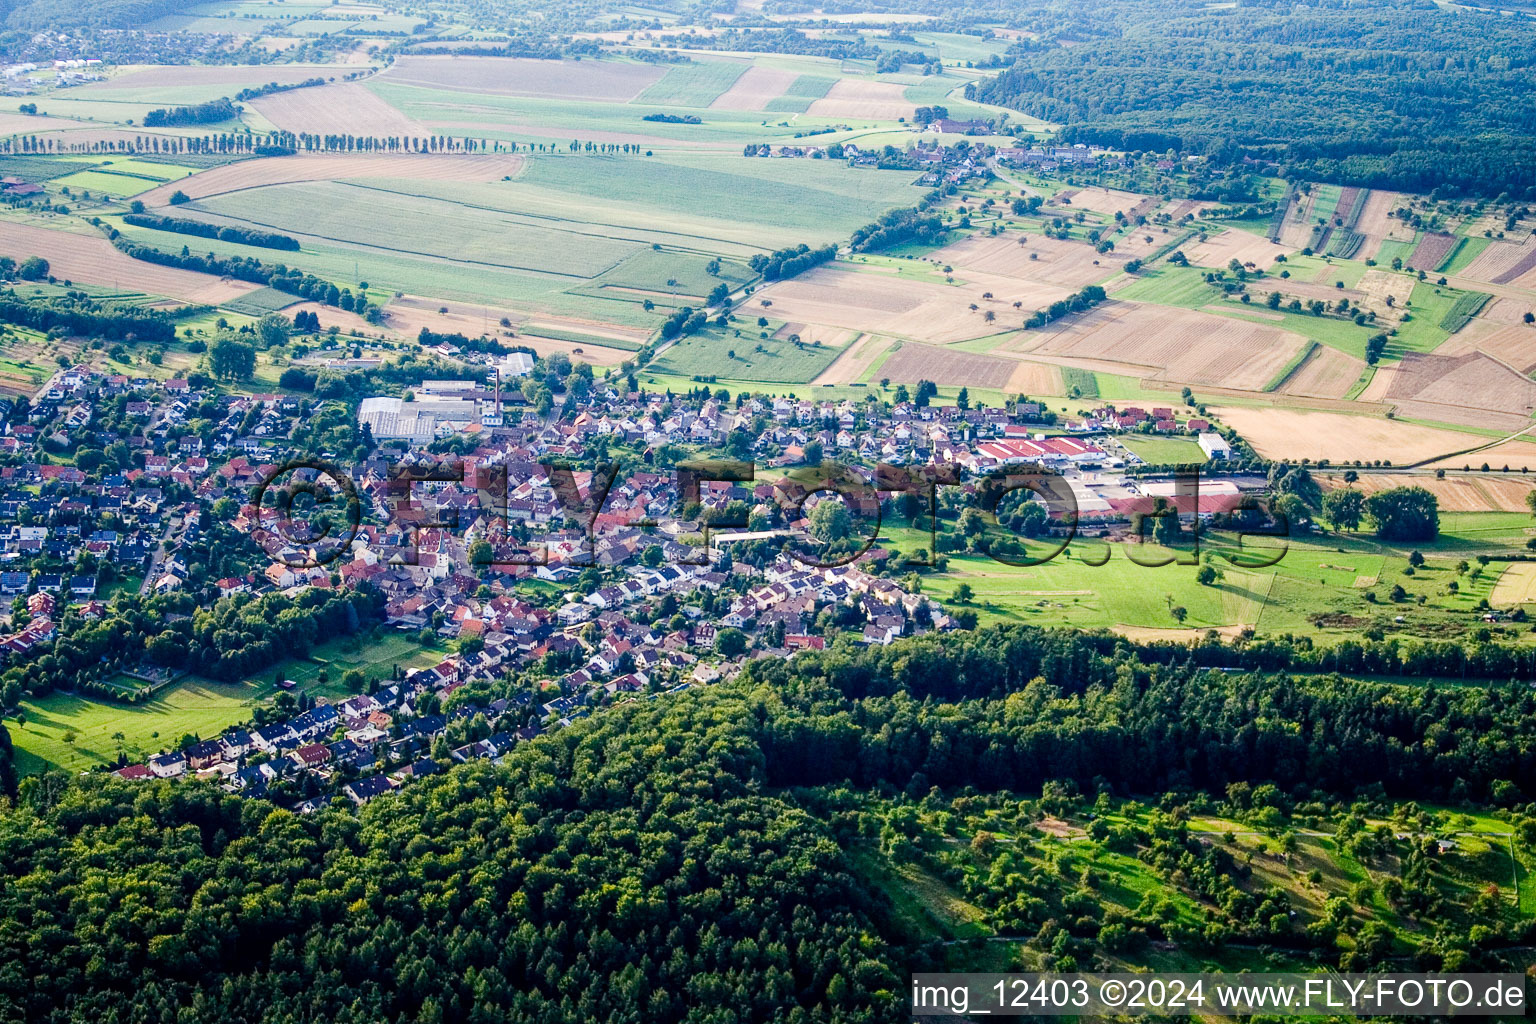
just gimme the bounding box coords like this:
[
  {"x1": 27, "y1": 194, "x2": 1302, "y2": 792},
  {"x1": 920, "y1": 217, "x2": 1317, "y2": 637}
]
[
  {"x1": 3, "y1": 625, "x2": 1534, "y2": 1023},
  {"x1": 0, "y1": 0, "x2": 199, "y2": 32},
  {"x1": 971, "y1": 0, "x2": 1536, "y2": 197}
]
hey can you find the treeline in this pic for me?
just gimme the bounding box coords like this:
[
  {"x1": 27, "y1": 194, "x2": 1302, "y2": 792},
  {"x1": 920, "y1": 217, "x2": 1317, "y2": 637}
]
[
  {"x1": 0, "y1": 292, "x2": 175, "y2": 343},
  {"x1": 0, "y1": 587, "x2": 381, "y2": 711},
  {"x1": 748, "y1": 242, "x2": 836, "y2": 281},
  {"x1": 123, "y1": 212, "x2": 301, "y2": 251},
  {"x1": 142, "y1": 97, "x2": 238, "y2": 128},
  {"x1": 968, "y1": 0, "x2": 1536, "y2": 197},
  {"x1": 1024, "y1": 283, "x2": 1107, "y2": 328},
  {"x1": 416, "y1": 327, "x2": 537, "y2": 360},
  {"x1": 659, "y1": 305, "x2": 708, "y2": 341},
  {"x1": 2, "y1": 0, "x2": 199, "y2": 32},
  {"x1": 102, "y1": 227, "x2": 368, "y2": 313},
  {"x1": 233, "y1": 77, "x2": 327, "y2": 102},
  {"x1": 850, "y1": 198, "x2": 947, "y2": 253}
]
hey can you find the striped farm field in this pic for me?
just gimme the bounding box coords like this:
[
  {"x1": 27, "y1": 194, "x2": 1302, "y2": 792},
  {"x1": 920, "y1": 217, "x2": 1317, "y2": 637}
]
[{"x1": 1492, "y1": 561, "x2": 1536, "y2": 608}]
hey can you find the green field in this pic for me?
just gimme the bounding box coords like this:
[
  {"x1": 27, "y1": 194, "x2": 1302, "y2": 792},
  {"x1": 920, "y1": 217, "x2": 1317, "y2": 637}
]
[
  {"x1": 636, "y1": 59, "x2": 749, "y2": 107},
  {"x1": 9, "y1": 677, "x2": 266, "y2": 774},
  {"x1": 648, "y1": 322, "x2": 846, "y2": 383},
  {"x1": 762, "y1": 75, "x2": 836, "y2": 113},
  {"x1": 120, "y1": 151, "x2": 924, "y2": 323},
  {"x1": 1120, "y1": 435, "x2": 1208, "y2": 464}
]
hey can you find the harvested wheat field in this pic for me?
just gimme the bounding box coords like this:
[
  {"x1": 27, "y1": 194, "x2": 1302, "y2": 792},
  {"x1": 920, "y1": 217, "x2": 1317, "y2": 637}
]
[
  {"x1": 1437, "y1": 321, "x2": 1536, "y2": 372},
  {"x1": 933, "y1": 232, "x2": 1126, "y2": 289},
  {"x1": 1185, "y1": 229, "x2": 1294, "y2": 269},
  {"x1": 1424, "y1": 438, "x2": 1536, "y2": 471},
  {"x1": 1384, "y1": 351, "x2": 1536, "y2": 431},
  {"x1": 1281, "y1": 345, "x2": 1365, "y2": 399},
  {"x1": 138, "y1": 153, "x2": 523, "y2": 205},
  {"x1": 1478, "y1": 297, "x2": 1536, "y2": 326},
  {"x1": 1323, "y1": 472, "x2": 1535, "y2": 513},
  {"x1": 753, "y1": 264, "x2": 1033, "y2": 344},
  {"x1": 380, "y1": 55, "x2": 664, "y2": 101},
  {"x1": 1011, "y1": 300, "x2": 1307, "y2": 392},
  {"x1": 0, "y1": 222, "x2": 257, "y2": 305},
  {"x1": 1052, "y1": 186, "x2": 1151, "y2": 219},
  {"x1": 709, "y1": 66, "x2": 798, "y2": 110},
  {"x1": 383, "y1": 295, "x2": 639, "y2": 364},
  {"x1": 810, "y1": 333, "x2": 894, "y2": 385},
  {"x1": 877, "y1": 343, "x2": 1018, "y2": 388},
  {"x1": 1461, "y1": 238, "x2": 1536, "y2": 283},
  {"x1": 806, "y1": 79, "x2": 914, "y2": 120},
  {"x1": 1210, "y1": 405, "x2": 1480, "y2": 462},
  {"x1": 250, "y1": 81, "x2": 423, "y2": 138},
  {"x1": 1003, "y1": 360, "x2": 1064, "y2": 395},
  {"x1": 1492, "y1": 562, "x2": 1536, "y2": 607}
]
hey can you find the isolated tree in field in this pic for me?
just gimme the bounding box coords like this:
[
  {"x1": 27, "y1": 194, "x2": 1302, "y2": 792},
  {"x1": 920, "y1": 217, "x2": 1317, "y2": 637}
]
[
  {"x1": 1525, "y1": 311, "x2": 1535, "y2": 324},
  {"x1": 1366, "y1": 486, "x2": 1439, "y2": 541},
  {"x1": 1196, "y1": 564, "x2": 1220, "y2": 586},
  {"x1": 953, "y1": 583, "x2": 974, "y2": 603},
  {"x1": 1323, "y1": 487, "x2": 1365, "y2": 531},
  {"x1": 1527, "y1": 488, "x2": 1536, "y2": 518},
  {"x1": 17, "y1": 256, "x2": 48, "y2": 281},
  {"x1": 209, "y1": 336, "x2": 255, "y2": 380}
]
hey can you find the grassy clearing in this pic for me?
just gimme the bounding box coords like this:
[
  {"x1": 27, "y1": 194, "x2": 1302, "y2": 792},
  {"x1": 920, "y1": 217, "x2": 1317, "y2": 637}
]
[
  {"x1": 649, "y1": 321, "x2": 846, "y2": 383},
  {"x1": 636, "y1": 59, "x2": 749, "y2": 106},
  {"x1": 1121, "y1": 435, "x2": 1208, "y2": 464},
  {"x1": 1441, "y1": 236, "x2": 1490, "y2": 274},
  {"x1": 9, "y1": 677, "x2": 267, "y2": 773},
  {"x1": 1116, "y1": 265, "x2": 1219, "y2": 308}
]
